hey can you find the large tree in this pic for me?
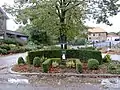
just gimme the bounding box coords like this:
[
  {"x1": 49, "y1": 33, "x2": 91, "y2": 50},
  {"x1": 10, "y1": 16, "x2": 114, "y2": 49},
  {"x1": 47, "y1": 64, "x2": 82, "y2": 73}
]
[{"x1": 3, "y1": 0, "x2": 120, "y2": 48}]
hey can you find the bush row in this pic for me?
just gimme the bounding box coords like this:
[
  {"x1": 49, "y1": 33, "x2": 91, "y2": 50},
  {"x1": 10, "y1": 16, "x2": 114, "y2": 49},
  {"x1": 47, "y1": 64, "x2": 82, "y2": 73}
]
[
  {"x1": 28, "y1": 49, "x2": 102, "y2": 64},
  {"x1": 0, "y1": 38, "x2": 26, "y2": 46},
  {"x1": 0, "y1": 44, "x2": 30, "y2": 55}
]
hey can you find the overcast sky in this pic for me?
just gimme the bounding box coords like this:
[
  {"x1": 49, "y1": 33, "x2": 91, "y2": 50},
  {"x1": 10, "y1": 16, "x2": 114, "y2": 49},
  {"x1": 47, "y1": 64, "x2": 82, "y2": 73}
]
[{"x1": 0, "y1": 0, "x2": 120, "y2": 32}]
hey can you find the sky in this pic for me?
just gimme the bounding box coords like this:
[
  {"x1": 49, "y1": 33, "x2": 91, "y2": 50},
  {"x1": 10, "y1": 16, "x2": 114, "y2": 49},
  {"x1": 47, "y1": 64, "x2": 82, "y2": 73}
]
[{"x1": 0, "y1": 0, "x2": 120, "y2": 32}]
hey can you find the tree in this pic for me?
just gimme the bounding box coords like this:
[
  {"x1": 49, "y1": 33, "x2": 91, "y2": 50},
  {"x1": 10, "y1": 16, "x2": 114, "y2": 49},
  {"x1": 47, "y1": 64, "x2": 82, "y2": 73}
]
[
  {"x1": 3, "y1": 0, "x2": 120, "y2": 48},
  {"x1": 16, "y1": 25, "x2": 52, "y2": 45}
]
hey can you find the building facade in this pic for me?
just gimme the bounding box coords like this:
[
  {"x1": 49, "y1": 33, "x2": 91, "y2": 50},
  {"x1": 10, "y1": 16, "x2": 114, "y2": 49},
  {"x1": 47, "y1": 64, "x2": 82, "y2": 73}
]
[
  {"x1": 107, "y1": 33, "x2": 120, "y2": 41},
  {"x1": 88, "y1": 27, "x2": 107, "y2": 43},
  {"x1": 0, "y1": 7, "x2": 28, "y2": 41}
]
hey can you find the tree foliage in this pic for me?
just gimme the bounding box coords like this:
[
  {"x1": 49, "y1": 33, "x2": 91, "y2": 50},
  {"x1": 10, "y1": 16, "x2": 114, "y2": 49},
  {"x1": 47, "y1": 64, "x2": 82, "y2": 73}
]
[{"x1": 3, "y1": 0, "x2": 120, "y2": 42}]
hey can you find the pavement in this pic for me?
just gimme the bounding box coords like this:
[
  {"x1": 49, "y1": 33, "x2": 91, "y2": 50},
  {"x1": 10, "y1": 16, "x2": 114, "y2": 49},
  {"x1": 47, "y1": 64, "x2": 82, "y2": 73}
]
[
  {"x1": 0, "y1": 53, "x2": 27, "y2": 67},
  {"x1": 0, "y1": 83, "x2": 103, "y2": 90}
]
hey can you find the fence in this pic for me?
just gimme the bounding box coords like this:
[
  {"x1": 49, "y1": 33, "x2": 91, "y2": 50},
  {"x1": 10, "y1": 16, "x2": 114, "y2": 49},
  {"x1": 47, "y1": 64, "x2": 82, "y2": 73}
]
[{"x1": 94, "y1": 41, "x2": 120, "y2": 48}]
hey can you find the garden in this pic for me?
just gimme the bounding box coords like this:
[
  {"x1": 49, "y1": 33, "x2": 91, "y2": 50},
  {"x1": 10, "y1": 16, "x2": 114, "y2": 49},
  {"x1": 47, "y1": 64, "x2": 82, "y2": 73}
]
[
  {"x1": 11, "y1": 48, "x2": 120, "y2": 74},
  {"x1": 0, "y1": 38, "x2": 31, "y2": 55}
]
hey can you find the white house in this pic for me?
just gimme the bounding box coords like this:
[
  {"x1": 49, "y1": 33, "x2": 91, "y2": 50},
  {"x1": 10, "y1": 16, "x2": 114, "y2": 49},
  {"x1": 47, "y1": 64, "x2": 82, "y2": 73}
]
[
  {"x1": 88, "y1": 27, "x2": 107, "y2": 42},
  {"x1": 107, "y1": 33, "x2": 120, "y2": 41}
]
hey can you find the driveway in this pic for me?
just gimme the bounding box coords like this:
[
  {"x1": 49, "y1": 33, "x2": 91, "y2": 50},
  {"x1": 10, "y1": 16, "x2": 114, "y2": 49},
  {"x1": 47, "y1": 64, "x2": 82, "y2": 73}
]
[{"x1": 0, "y1": 53, "x2": 27, "y2": 67}]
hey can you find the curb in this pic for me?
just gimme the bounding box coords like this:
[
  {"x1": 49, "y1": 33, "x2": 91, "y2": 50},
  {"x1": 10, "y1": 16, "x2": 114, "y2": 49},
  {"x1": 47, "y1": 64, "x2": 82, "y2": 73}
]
[{"x1": 9, "y1": 67, "x2": 120, "y2": 78}]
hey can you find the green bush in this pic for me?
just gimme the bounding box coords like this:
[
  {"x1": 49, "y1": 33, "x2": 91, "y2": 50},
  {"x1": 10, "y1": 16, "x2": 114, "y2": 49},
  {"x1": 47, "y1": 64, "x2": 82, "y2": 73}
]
[
  {"x1": 0, "y1": 44, "x2": 10, "y2": 51},
  {"x1": 18, "y1": 57, "x2": 25, "y2": 65},
  {"x1": 52, "y1": 61, "x2": 59, "y2": 68},
  {"x1": 3, "y1": 38, "x2": 17, "y2": 45},
  {"x1": 42, "y1": 59, "x2": 52, "y2": 73},
  {"x1": 33, "y1": 57, "x2": 41, "y2": 67},
  {"x1": 76, "y1": 59, "x2": 82, "y2": 73},
  {"x1": 0, "y1": 48, "x2": 7, "y2": 54},
  {"x1": 81, "y1": 47, "x2": 96, "y2": 50},
  {"x1": 88, "y1": 59, "x2": 99, "y2": 70},
  {"x1": 26, "y1": 56, "x2": 30, "y2": 64},
  {"x1": 50, "y1": 58, "x2": 61, "y2": 64},
  {"x1": 66, "y1": 60, "x2": 75, "y2": 68},
  {"x1": 28, "y1": 49, "x2": 102, "y2": 65},
  {"x1": 108, "y1": 63, "x2": 117, "y2": 70},
  {"x1": 9, "y1": 47, "x2": 26, "y2": 53},
  {"x1": 103, "y1": 54, "x2": 111, "y2": 63},
  {"x1": 70, "y1": 38, "x2": 86, "y2": 45}
]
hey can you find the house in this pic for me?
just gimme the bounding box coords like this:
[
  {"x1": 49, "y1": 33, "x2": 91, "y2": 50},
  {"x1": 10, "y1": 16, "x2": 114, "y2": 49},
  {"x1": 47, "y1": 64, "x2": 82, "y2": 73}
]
[
  {"x1": 88, "y1": 27, "x2": 107, "y2": 43},
  {"x1": 107, "y1": 33, "x2": 120, "y2": 41},
  {"x1": 0, "y1": 7, "x2": 28, "y2": 41}
]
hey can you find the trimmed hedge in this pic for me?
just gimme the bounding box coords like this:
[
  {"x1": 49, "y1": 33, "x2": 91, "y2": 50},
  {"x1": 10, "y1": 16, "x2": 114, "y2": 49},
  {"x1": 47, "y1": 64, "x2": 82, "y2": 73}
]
[
  {"x1": 88, "y1": 59, "x2": 99, "y2": 70},
  {"x1": 76, "y1": 59, "x2": 82, "y2": 73},
  {"x1": 18, "y1": 57, "x2": 25, "y2": 65},
  {"x1": 33, "y1": 57, "x2": 41, "y2": 67},
  {"x1": 28, "y1": 49, "x2": 102, "y2": 64},
  {"x1": 42, "y1": 59, "x2": 52, "y2": 73}
]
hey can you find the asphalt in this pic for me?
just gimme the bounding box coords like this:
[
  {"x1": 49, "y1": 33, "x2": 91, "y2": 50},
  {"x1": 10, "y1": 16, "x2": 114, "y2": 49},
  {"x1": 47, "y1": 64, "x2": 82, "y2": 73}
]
[
  {"x1": 0, "y1": 53, "x2": 27, "y2": 67},
  {"x1": 0, "y1": 83, "x2": 103, "y2": 90}
]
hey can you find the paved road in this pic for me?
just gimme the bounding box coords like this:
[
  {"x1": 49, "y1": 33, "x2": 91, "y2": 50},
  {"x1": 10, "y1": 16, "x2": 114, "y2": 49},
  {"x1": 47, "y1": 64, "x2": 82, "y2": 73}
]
[
  {"x1": 0, "y1": 83, "x2": 103, "y2": 90},
  {"x1": 0, "y1": 53, "x2": 27, "y2": 67}
]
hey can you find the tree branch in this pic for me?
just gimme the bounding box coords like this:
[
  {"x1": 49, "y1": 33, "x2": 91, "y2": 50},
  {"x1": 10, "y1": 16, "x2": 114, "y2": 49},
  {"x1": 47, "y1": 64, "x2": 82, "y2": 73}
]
[
  {"x1": 65, "y1": 1, "x2": 84, "y2": 12},
  {"x1": 65, "y1": 0, "x2": 72, "y2": 7},
  {"x1": 55, "y1": 3, "x2": 61, "y2": 18}
]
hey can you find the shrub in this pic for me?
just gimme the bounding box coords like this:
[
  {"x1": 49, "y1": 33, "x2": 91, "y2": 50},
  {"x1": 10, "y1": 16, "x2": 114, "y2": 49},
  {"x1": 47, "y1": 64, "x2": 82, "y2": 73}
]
[
  {"x1": 76, "y1": 59, "x2": 82, "y2": 73},
  {"x1": 107, "y1": 63, "x2": 117, "y2": 74},
  {"x1": 33, "y1": 57, "x2": 41, "y2": 67},
  {"x1": 81, "y1": 47, "x2": 96, "y2": 50},
  {"x1": 28, "y1": 49, "x2": 102, "y2": 65},
  {"x1": 18, "y1": 57, "x2": 25, "y2": 65},
  {"x1": 116, "y1": 68, "x2": 120, "y2": 74},
  {"x1": 108, "y1": 63, "x2": 117, "y2": 70},
  {"x1": 52, "y1": 61, "x2": 59, "y2": 68},
  {"x1": 0, "y1": 48, "x2": 7, "y2": 54},
  {"x1": 42, "y1": 59, "x2": 52, "y2": 73},
  {"x1": 88, "y1": 59, "x2": 99, "y2": 70},
  {"x1": 26, "y1": 56, "x2": 30, "y2": 64},
  {"x1": 70, "y1": 38, "x2": 86, "y2": 45},
  {"x1": 0, "y1": 44, "x2": 10, "y2": 51},
  {"x1": 50, "y1": 58, "x2": 61, "y2": 64},
  {"x1": 103, "y1": 54, "x2": 111, "y2": 63},
  {"x1": 3, "y1": 38, "x2": 17, "y2": 45},
  {"x1": 66, "y1": 60, "x2": 75, "y2": 68},
  {"x1": 9, "y1": 47, "x2": 26, "y2": 53}
]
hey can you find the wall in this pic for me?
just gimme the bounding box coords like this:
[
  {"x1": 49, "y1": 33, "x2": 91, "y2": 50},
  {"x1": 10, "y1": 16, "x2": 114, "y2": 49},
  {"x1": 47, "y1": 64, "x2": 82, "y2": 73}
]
[{"x1": 88, "y1": 32, "x2": 107, "y2": 42}]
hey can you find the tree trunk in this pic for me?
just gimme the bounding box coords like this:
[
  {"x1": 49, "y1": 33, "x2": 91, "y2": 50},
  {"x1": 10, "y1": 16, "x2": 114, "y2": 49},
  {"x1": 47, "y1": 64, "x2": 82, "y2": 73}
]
[{"x1": 59, "y1": 1, "x2": 67, "y2": 49}]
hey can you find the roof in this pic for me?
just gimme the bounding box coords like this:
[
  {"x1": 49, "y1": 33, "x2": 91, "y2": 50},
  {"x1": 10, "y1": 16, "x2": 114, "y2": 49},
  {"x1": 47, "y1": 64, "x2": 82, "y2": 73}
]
[
  {"x1": 0, "y1": 7, "x2": 9, "y2": 19},
  {"x1": 0, "y1": 30, "x2": 28, "y2": 37},
  {"x1": 88, "y1": 27, "x2": 107, "y2": 33},
  {"x1": 107, "y1": 33, "x2": 119, "y2": 37}
]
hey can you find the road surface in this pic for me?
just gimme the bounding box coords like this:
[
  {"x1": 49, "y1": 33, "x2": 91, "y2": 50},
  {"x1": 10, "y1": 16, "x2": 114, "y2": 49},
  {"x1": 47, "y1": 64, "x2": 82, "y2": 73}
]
[{"x1": 0, "y1": 53, "x2": 27, "y2": 67}]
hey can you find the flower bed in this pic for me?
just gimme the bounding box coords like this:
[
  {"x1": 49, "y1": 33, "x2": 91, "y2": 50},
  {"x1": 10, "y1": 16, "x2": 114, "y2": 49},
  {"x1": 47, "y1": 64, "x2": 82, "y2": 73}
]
[{"x1": 12, "y1": 63, "x2": 108, "y2": 74}]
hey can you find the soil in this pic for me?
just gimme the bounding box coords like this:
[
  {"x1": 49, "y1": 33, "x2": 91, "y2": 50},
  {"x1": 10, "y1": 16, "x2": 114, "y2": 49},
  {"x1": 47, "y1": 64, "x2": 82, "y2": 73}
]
[{"x1": 12, "y1": 63, "x2": 108, "y2": 74}]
